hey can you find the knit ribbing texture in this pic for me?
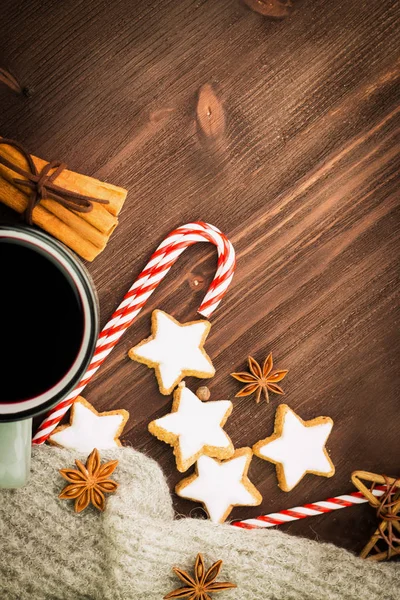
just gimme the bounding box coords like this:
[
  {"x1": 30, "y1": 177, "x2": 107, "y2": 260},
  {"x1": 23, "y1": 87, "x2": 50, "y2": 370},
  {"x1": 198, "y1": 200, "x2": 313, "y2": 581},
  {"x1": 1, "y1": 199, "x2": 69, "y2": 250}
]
[{"x1": 0, "y1": 446, "x2": 398, "y2": 599}]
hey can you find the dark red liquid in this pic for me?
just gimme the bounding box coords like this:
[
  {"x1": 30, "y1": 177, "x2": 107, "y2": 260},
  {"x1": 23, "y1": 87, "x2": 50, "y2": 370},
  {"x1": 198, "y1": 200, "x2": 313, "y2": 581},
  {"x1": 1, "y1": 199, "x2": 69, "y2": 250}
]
[{"x1": 0, "y1": 240, "x2": 84, "y2": 402}]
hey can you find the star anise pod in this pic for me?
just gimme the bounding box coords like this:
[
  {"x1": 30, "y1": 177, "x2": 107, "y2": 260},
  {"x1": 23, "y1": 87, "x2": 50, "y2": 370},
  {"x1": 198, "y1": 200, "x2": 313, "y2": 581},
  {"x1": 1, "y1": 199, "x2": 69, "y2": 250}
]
[
  {"x1": 231, "y1": 353, "x2": 288, "y2": 403},
  {"x1": 59, "y1": 448, "x2": 118, "y2": 513},
  {"x1": 164, "y1": 553, "x2": 236, "y2": 599}
]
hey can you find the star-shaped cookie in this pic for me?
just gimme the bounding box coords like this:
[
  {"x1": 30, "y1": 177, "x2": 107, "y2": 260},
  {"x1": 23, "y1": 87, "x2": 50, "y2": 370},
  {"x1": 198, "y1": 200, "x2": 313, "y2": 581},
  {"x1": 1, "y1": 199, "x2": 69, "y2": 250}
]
[
  {"x1": 148, "y1": 383, "x2": 234, "y2": 472},
  {"x1": 49, "y1": 396, "x2": 129, "y2": 453},
  {"x1": 176, "y1": 448, "x2": 262, "y2": 523},
  {"x1": 253, "y1": 404, "x2": 334, "y2": 492},
  {"x1": 128, "y1": 310, "x2": 215, "y2": 395}
]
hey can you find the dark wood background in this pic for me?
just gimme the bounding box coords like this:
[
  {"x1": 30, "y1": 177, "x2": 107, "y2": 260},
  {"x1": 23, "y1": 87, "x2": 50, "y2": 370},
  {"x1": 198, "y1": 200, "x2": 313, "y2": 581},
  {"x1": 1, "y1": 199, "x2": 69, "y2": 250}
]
[{"x1": 0, "y1": 0, "x2": 399, "y2": 555}]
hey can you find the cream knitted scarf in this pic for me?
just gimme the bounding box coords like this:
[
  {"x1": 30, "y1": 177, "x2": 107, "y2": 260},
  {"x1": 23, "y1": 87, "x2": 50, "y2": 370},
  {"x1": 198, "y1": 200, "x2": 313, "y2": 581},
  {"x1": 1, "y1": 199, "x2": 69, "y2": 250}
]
[{"x1": 0, "y1": 446, "x2": 398, "y2": 599}]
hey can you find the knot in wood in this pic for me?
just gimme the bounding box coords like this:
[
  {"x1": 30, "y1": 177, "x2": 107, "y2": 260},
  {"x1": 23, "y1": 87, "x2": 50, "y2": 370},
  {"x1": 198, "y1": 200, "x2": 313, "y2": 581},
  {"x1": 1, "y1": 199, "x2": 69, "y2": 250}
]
[{"x1": 189, "y1": 274, "x2": 206, "y2": 291}]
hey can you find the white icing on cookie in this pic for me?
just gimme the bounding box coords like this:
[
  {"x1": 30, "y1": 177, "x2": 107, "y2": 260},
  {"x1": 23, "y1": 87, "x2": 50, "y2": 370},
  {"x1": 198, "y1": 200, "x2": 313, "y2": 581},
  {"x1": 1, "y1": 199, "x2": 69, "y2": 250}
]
[
  {"x1": 49, "y1": 398, "x2": 129, "y2": 453},
  {"x1": 149, "y1": 383, "x2": 234, "y2": 471},
  {"x1": 129, "y1": 310, "x2": 215, "y2": 395},
  {"x1": 176, "y1": 449, "x2": 262, "y2": 523},
  {"x1": 253, "y1": 405, "x2": 334, "y2": 491}
]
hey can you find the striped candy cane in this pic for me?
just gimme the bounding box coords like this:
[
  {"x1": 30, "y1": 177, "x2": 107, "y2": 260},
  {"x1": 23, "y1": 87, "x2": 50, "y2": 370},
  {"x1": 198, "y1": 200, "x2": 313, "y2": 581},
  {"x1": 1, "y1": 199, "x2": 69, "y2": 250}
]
[
  {"x1": 232, "y1": 487, "x2": 386, "y2": 529},
  {"x1": 33, "y1": 222, "x2": 236, "y2": 445}
]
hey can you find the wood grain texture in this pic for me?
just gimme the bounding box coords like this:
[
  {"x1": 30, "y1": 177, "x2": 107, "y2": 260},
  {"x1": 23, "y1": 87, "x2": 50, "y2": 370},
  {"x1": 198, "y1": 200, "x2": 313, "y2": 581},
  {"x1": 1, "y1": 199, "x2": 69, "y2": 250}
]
[{"x1": 0, "y1": 0, "x2": 399, "y2": 554}]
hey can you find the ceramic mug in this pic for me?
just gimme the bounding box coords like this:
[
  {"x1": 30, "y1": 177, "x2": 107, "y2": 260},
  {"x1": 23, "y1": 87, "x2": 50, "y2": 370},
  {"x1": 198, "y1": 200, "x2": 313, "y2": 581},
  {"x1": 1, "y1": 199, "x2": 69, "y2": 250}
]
[{"x1": 0, "y1": 224, "x2": 99, "y2": 488}]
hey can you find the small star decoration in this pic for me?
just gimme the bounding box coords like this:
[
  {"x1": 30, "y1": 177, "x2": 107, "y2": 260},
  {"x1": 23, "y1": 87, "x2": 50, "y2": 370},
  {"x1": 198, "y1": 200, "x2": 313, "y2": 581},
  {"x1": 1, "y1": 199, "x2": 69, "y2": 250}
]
[
  {"x1": 59, "y1": 448, "x2": 119, "y2": 513},
  {"x1": 231, "y1": 353, "x2": 288, "y2": 403},
  {"x1": 352, "y1": 470, "x2": 400, "y2": 561},
  {"x1": 164, "y1": 553, "x2": 236, "y2": 599}
]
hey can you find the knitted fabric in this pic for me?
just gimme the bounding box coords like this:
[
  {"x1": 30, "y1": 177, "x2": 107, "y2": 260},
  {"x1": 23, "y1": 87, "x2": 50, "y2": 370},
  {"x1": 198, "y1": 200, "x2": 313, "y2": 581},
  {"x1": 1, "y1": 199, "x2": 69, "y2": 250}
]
[{"x1": 0, "y1": 446, "x2": 398, "y2": 599}]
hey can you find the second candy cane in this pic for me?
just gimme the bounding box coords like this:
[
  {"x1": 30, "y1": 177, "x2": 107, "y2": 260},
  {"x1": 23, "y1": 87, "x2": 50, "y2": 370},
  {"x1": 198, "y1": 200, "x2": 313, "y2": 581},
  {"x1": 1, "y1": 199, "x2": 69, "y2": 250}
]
[
  {"x1": 33, "y1": 222, "x2": 236, "y2": 445},
  {"x1": 232, "y1": 487, "x2": 386, "y2": 529}
]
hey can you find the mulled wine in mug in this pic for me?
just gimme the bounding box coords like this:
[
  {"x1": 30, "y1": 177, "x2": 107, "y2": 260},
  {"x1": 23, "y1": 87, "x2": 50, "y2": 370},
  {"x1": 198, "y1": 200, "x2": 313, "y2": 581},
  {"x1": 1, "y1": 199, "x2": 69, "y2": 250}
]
[{"x1": 0, "y1": 224, "x2": 99, "y2": 488}]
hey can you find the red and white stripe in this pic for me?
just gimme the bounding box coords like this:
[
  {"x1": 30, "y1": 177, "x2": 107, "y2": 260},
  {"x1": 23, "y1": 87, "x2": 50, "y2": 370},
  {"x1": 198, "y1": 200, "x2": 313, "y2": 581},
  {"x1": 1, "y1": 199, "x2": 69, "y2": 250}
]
[
  {"x1": 33, "y1": 222, "x2": 236, "y2": 445},
  {"x1": 232, "y1": 487, "x2": 386, "y2": 529}
]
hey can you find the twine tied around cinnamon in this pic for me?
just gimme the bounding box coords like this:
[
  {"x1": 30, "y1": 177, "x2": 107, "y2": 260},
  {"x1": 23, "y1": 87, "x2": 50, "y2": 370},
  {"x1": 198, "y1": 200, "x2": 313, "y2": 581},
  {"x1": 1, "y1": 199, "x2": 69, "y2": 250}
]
[
  {"x1": 371, "y1": 475, "x2": 400, "y2": 558},
  {"x1": 0, "y1": 139, "x2": 109, "y2": 224}
]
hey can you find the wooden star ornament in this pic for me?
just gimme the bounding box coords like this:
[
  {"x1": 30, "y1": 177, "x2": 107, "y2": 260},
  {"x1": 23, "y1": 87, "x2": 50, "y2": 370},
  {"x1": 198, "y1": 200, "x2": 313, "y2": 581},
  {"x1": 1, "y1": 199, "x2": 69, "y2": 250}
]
[{"x1": 352, "y1": 470, "x2": 400, "y2": 561}]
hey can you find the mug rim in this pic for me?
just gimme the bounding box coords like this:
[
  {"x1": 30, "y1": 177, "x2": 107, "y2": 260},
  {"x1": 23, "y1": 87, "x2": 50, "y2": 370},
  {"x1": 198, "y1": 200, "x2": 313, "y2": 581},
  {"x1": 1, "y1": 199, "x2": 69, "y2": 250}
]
[{"x1": 0, "y1": 224, "x2": 99, "y2": 422}]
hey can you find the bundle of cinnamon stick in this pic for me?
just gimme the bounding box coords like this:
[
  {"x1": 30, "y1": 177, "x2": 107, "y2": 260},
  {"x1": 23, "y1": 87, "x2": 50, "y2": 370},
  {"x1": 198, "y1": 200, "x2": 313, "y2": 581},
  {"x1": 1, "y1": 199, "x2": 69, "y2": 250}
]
[{"x1": 0, "y1": 138, "x2": 127, "y2": 261}]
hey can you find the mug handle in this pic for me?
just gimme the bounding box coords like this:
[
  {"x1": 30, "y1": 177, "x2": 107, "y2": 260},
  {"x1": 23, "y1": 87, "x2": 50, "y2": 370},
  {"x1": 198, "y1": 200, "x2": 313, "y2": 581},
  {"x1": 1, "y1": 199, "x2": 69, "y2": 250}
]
[{"x1": 0, "y1": 419, "x2": 32, "y2": 488}]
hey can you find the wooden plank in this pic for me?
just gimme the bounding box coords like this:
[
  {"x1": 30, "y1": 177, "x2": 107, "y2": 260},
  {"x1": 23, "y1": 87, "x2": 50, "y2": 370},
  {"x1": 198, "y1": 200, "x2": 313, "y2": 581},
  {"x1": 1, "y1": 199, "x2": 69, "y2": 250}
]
[{"x1": 0, "y1": 0, "x2": 399, "y2": 552}]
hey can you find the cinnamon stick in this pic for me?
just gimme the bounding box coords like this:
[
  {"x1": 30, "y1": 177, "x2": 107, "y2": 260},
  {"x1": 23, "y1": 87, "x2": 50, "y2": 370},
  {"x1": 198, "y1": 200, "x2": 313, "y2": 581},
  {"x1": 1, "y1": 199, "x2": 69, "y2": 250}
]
[
  {"x1": 0, "y1": 175, "x2": 108, "y2": 261},
  {"x1": 0, "y1": 138, "x2": 128, "y2": 260},
  {"x1": 0, "y1": 140, "x2": 125, "y2": 234}
]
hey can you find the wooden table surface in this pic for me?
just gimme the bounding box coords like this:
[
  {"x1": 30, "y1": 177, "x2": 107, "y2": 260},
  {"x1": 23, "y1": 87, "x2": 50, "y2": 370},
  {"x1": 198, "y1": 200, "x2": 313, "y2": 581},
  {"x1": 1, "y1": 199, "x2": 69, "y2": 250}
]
[{"x1": 1, "y1": 0, "x2": 399, "y2": 555}]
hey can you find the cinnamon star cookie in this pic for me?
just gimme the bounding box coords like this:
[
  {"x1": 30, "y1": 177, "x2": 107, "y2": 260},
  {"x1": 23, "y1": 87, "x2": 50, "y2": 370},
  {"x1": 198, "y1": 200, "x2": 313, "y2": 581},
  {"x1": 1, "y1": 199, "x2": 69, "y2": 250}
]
[
  {"x1": 148, "y1": 383, "x2": 234, "y2": 472},
  {"x1": 176, "y1": 448, "x2": 262, "y2": 523},
  {"x1": 128, "y1": 310, "x2": 215, "y2": 395},
  {"x1": 49, "y1": 396, "x2": 129, "y2": 453},
  {"x1": 253, "y1": 404, "x2": 334, "y2": 492}
]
